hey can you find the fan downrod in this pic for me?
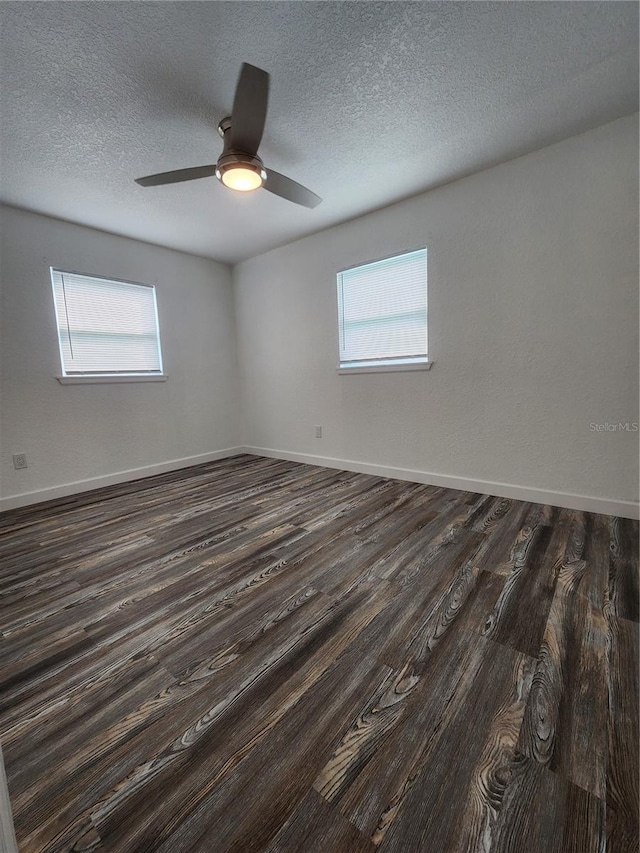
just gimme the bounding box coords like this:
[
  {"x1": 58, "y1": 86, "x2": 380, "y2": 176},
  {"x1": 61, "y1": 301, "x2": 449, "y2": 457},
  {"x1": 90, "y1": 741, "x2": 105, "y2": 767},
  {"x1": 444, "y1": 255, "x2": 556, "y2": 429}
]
[{"x1": 217, "y1": 116, "x2": 233, "y2": 140}]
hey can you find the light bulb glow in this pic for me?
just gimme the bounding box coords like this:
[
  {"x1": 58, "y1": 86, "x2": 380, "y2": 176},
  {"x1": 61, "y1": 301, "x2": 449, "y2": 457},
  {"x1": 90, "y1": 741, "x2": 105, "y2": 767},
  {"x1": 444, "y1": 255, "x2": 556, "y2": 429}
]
[{"x1": 220, "y1": 166, "x2": 263, "y2": 192}]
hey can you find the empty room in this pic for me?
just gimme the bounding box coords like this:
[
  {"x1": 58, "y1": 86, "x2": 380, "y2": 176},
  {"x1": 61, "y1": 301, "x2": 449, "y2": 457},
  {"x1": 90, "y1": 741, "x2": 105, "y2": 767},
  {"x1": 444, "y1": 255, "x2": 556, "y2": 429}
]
[{"x1": 0, "y1": 2, "x2": 638, "y2": 851}]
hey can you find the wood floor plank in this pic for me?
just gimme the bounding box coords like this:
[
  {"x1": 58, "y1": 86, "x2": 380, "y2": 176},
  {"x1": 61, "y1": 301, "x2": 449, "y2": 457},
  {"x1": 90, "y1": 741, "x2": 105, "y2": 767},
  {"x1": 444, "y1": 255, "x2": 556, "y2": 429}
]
[
  {"x1": 149, "y1": 648, "x2": 392, "y2": 853},
  {"x1": 8, "y1": 657, "x2": 177, "y2": 833},
  {"x1": 75, "y1": 586, "x2": 394, "y2": 853},
  {"x1": 0, "y1": 627, "x2": 93, "y2": 696},
  {"x1": 321, "y1": 633, "x2": 512, "y2": 839},
  {"x1": 369, "y1": 492, "x2": 488, "y2": 585},
  {"x1": 490, "y1": 754, "x2": 605, "y2": 853},
  {"x1": 1, "y1": 651, "x2": 166, "y2": 758},
  {"x1": 609, "y1": 517, "x2": 640, "y2": 622},
  {"x1": 313, "y1": 662, "x2": 421, "y2": 805},
  {"x1": 581, "y1": 511, "x2": 612, "y2": 610},
  {"x1": 469, "y1": 498, "x2": 533, "y2": 576},
  {"x1": 0, "y1": 455, "x2": 635, "y2": 853},
  {"x1": 379, "y1": 549, "x2": 503, "y2": 671},
  {"x1": 517, "y1": 557, "x2": 608, "y2": 798},
  {"x1": 482, "y1": 506, "x2": 572, "y2": 658},
  {"x1": 606, "y1": 613, "x2": 639, "y2": 852},
  {"x1": 367, "y1": 641, "x2": 535, "y2": 852},
  {"x1": 264, "y1": 789, "x2": 376, "y2": 853}
]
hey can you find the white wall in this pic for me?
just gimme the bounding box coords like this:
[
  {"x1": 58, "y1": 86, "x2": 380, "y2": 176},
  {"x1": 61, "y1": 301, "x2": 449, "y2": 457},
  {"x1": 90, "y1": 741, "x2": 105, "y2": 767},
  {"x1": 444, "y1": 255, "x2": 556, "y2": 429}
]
[
  {"x1": 234, "y1": 115, "x2": 639, "y2": 516},
  {"x1": 0, "y1": 207, "x2": 240, "y2": 508},
  {"x1": 2, "y1": 116, "x2": 637, "y2": 516}
]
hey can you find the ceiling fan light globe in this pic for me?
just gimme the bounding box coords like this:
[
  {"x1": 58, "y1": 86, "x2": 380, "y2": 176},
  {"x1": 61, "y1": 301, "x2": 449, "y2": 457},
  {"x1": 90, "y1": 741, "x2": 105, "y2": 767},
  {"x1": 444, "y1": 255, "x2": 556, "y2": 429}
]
[{"x1": 217, "y1": 163, "x2": 265, "y2": 192}]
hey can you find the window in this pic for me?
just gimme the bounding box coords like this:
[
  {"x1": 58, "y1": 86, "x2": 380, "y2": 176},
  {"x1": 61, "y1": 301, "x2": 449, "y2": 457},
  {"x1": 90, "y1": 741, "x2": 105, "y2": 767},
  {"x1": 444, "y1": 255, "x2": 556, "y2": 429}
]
[
  {"x1": 336, "y1": 248, "x2": 429, "y2": 372},
  {"x1": 50, "y1": 269, "x2": 164, "y2": 381}
]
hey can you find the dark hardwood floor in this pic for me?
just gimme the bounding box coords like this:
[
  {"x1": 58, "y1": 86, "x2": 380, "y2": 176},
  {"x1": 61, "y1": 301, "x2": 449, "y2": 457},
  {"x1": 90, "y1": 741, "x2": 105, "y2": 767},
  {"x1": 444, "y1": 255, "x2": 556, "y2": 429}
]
[{"x1": 0, "y1": 454, "x2": 637, "y2": 852}]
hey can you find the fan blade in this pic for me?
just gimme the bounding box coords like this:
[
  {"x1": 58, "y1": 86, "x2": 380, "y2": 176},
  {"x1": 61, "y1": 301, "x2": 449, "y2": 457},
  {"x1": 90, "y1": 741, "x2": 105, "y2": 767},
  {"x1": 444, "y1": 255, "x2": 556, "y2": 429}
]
[
  {"x1": 135, "y1": 165, "x2": 217, "y2": 187},
  {"x1": 263, "y1": 169, "x2": 322, "y2": 208},
  {"x1": 230, "y1": 63, "x2": 269, "y2": 155}
]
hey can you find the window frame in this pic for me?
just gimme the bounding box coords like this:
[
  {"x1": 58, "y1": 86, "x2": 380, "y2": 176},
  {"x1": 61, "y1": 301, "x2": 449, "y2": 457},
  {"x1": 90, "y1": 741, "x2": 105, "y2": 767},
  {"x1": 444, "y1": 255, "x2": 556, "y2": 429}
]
[
  {"x1": 50, "y1": 267, "x2": 167, "y2": 384},
  {"x1": 336, "y1": 248, "x2": 432, "y2": 374}
]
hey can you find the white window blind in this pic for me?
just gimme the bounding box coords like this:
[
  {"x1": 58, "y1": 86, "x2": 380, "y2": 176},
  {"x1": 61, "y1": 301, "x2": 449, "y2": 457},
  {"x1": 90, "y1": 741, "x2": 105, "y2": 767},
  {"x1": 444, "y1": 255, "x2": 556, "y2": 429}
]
[
  {"x1": 337, "y1": 248, "x2": 427, "y2": 369},
  {"x1": 50, "y1": 269, "x2": 163, "y2": 376}
]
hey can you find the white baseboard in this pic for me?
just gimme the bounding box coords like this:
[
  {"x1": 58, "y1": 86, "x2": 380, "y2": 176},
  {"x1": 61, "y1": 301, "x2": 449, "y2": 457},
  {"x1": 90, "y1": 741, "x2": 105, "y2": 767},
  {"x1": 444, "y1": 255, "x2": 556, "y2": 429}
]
[
  {"x1": 241, "y1": 445, "x2": 639, "y2": 520},
  {"x1": 3, "y1": 444, "x2": 637, "y2": 520},
  {"x1": 0, "y1": 447, "x2": 244, "y2": 512}
]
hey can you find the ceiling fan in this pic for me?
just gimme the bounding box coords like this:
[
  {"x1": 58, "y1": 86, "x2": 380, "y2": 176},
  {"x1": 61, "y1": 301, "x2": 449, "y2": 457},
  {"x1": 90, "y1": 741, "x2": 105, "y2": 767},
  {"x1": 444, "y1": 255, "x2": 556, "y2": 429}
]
[{"x1": 135, "y1": 63, "x2": 321, "y2": 209}]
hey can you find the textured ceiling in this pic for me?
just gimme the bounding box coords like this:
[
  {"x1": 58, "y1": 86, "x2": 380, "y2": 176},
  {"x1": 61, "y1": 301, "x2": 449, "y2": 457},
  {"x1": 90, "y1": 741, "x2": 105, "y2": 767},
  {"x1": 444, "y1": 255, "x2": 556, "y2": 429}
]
[{"x1": 0, "y1": 2, "x2": 637, "y2": 264}]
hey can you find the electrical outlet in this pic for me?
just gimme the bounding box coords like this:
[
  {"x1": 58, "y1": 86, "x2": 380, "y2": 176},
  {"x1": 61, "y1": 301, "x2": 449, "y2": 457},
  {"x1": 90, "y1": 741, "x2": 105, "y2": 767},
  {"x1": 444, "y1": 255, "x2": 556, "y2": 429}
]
[
  {"x1": 13, "y1": 453, "x2": 28, "y2": 470},
  {"x1": 314, "y1": 426, "x2": 322, "y2": 439}
]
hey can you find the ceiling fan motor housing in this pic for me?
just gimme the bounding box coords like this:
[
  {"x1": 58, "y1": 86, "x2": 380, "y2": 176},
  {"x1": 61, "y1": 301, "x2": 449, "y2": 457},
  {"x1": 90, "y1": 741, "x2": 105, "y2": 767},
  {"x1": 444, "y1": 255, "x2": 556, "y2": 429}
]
[
  {"x1": 216, "y1": 116, "x2": 267, "y2": 186},
  {"x1": 215, "y1": 151, "x2": 267, "y2": 184}
]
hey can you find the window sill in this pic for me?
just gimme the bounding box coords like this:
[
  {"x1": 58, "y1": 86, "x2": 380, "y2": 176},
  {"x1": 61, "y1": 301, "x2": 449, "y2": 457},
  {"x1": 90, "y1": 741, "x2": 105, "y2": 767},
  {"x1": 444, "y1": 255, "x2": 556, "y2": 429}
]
[
  {"x1": 337, "y1": 361, "x2": 434, "y2": 375},
  {"x1": 56, "y1": 375, "x2": 168, "y2": 385}
]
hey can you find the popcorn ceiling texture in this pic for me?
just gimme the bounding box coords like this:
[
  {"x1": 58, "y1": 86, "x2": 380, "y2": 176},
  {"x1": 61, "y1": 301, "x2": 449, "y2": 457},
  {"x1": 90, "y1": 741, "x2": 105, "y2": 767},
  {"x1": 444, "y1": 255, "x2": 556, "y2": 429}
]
[{"x1": 0, "y1": 1, "x2": 637, "y2": 263}]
